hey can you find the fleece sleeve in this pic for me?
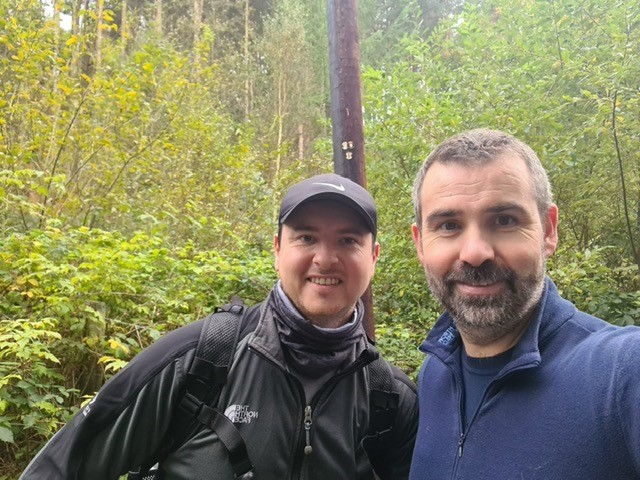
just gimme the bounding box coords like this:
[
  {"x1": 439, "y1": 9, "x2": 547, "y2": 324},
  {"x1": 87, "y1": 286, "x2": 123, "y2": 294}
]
[{"x1": 615, "y1": 332, "x2": 640, "y2": 475}]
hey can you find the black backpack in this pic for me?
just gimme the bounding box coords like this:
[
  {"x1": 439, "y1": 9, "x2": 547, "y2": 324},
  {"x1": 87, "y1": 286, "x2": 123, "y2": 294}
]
[{"x1": 129, "y1": 298, "x2": 400, "y2": 480}]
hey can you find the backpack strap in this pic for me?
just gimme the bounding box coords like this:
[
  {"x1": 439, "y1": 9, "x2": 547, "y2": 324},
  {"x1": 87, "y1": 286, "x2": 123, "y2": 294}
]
[
  {"x1": 191, "y1": 403, "x2": 254, "y2": 479},
  {"x1": 366, "y1": 356, "x2": 400, "y2": 442},
  {"x1": 180, "y1": 299, "x2": 246, "y2": 415},
  {"x1": 131, "y1": 299, "x2": 259, "y2": 480}
]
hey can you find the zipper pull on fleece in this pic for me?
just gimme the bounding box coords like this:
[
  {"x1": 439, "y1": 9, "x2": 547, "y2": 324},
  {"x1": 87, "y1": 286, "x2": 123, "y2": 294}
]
[
  {"x1": 458, "y1": 432, "x2": 466, "y2": 458},
  {"x1": 304, "y1": 405, "x2": 313, "y2": 455}
]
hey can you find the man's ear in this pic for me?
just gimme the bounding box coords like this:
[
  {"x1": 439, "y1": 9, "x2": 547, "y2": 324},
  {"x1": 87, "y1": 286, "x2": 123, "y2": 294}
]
[
  {"x1": 371, "y1": 241, "x2": 380, "y2": 269},
  {"x1": 544, "y1": 204, "x2": 559, "y2": 258},
  {"x1": 273, "y1": 233, "x2": 280, "y2": 272},
  {"x1": 411, "y1": 223, "x2": 424, "y2": 263}
]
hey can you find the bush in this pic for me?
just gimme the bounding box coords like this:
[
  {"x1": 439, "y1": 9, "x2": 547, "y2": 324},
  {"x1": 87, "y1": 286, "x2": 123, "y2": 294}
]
[
  {"x1": 372, "y1": 230, "x2": 442, "y2": 381},
  {"x1": 0, "y1": 225, "x2": 275, "y2": 476},
  {"x1": 549, "y1": 246, "x2": 640, "y2": 326}
]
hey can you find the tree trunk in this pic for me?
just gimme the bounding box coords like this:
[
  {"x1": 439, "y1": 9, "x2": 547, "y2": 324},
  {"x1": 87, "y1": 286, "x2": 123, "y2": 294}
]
[
  {"x1": 156, "y1": 0, "x2": 163, "y2": 36},
  {"x1": 71, "y1": 0, "x2": 90, "y2": 78},
  {"x1": 95, "y1": 0, "x2": 104, "y2": 69},
  {"x1": 272, "y1": 71, "x2": 286, "y2": 222},
  {"x1": 193, "y1": 0, "x2": 203, "y2": 46},
  {"x1": 244, "y1": 0, "x2": 251, "y2": 120},
  {"x1": 298, "y1": 124, "x2": 304, "y2": 160},
  {"x1": 42, "y1": 0, "x2": 63, "y2": 226},
  {"x1": 611, "y1": 90, "x2": 639, "y2": 267},
  {"x1": 326, "y1": 0, "x2": 374, "y2": 338},
  {"x1": 120, "y1": 0, "x2": 128, "y2": 57},
  {"x1": 72, "y1": 0, "x2": 82, "y2": 35},
  {"x1": 326, "y1": 0, "x2": 365, "y2": 183}
]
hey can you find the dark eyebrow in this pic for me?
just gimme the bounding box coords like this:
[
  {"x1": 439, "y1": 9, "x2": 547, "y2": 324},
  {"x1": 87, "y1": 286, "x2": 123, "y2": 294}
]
[
  {"x1": 425, "y1": 203, "x2": 530, "y2": 226},
  {"x1": 487, "y1": 203, "x2": 530, "y2": 216},
  {"x1": 425, "y1": 209, "x2": 459, "y2": 226}
]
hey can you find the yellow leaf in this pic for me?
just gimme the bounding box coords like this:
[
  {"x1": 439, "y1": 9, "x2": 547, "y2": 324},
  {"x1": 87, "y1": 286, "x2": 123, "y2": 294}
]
[
  {"x1": 98, "y1": 355, "x2": 115, "y2": 364},
  {"x1": 108, "y1": 338, "x2": 130, "y2": 354},
  {"x1": 66, "y1": 35, "x2": 78, "y2": 46}
]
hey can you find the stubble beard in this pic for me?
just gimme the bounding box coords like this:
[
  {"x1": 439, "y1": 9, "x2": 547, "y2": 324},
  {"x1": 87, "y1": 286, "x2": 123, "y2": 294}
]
[{"x1": 425, "y1": 251, "x2": 546, "y2": 346}]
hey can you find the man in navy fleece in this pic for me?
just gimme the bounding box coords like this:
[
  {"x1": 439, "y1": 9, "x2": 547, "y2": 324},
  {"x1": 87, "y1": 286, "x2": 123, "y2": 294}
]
[{"x1": 409, "y1": 128, "x2": 640, "y2": 479}]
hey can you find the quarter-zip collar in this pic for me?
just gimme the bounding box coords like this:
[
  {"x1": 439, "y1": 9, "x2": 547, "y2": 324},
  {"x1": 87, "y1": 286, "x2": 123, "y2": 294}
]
[{"x1": 419, "y1": 277, "x2": 575, "y2": 377}]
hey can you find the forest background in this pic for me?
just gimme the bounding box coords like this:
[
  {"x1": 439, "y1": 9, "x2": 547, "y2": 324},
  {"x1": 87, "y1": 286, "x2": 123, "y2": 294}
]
[{"x1": 1, "y1": 0, "x2": 640, "y2": 475}]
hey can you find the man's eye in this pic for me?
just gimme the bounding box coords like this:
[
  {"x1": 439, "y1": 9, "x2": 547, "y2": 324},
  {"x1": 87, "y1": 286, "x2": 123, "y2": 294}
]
[
  {"x1": 440, "y1": 222, "x2": 458, "y2": 231},
  {"x1": 496, "y1": 215, "x2": 516, "y2": 227},
  {"x1": 299, "y1": 235, "x2": 314, "y2": 243},
  {"x1": 341, "y1": 237, "x2": 358, "y2": 245}
]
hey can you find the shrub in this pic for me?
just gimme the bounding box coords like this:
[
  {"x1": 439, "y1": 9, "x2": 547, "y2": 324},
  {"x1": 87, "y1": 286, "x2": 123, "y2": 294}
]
[{"x1": 0, "y1": 225, "x2": 275, "y2": 475}]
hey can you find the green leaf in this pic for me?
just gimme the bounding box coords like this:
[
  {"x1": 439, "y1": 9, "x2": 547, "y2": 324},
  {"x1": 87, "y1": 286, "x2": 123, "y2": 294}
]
[{"x1": 0, "y1": 426, "x2": 14, "y2": 443}]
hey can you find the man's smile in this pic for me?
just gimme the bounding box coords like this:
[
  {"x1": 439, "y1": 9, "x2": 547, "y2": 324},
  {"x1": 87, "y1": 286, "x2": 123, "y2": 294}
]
[
  {"x1": 308, "y1": 276, "x2": 341, "y2": 286},
  {"x1": 455, "y1": 281, "x2": 505, "y2": 296}
]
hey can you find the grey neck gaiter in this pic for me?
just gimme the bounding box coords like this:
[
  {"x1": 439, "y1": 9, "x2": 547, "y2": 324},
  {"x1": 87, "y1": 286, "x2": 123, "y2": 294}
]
[{"x1": 271, "y1": 282, "x2": 364, "y2": 377}]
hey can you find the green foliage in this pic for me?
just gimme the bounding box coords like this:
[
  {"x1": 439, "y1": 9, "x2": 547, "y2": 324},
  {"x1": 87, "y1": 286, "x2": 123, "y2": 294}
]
[
  {"x1": 549, "y1": 246, "x2": 640, "y2": 326},
  {"x1": 0, "y1": 317, "x2": 74, "y2": 472},
  {"x1": 363, "y1": 0, "x2": 640, "y2": 258},
  {"x1": 0, "y1": 225, "x2": 275, "y2": 474},
  {"x1": 0, "y1": 2, "x2": 282, "y2": 251},
  {"x1": 362, "y1": 0, "x2": 640, "y2": 374},
  {"x1": 372, "y1": 225, "x2": 441, "y2": 380},
  {"x1": 2, "y1": 0, "x2": 640, "y2": 475},
  {"x1": 355, "y1": 0, "x2": 640, "y2": 389}
]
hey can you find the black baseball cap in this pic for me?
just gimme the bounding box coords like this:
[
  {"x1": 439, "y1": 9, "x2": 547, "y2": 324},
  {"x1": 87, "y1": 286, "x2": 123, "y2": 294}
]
[{"x1": 278, "y1": 173, "x2": 377, "y2": 237}]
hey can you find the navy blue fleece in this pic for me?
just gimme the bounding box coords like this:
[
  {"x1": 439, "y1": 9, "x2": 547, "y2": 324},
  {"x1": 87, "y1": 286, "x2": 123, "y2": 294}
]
[{"x1": 410, "y1": 277, "x2": 640, "y2": 480}]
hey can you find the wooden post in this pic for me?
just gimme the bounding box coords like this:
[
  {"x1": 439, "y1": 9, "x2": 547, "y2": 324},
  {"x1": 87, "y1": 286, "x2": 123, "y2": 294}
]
[{"x1": 326, "y1": 0, "x2": 375, "y2": 339}]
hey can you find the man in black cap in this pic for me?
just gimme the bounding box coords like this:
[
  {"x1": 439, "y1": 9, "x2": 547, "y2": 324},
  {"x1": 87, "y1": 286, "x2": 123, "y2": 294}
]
[{"x1": 21, "y1": 173, "x2": 418, "y2": 480}]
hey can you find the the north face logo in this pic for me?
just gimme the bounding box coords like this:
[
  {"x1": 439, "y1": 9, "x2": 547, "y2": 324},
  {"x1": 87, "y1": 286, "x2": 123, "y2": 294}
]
[
  {"x1": 224, "y1": 404, "x2": 259, "y2": 424},
  {"x1": 82, "y1": 393, "x2": 99, "y2": 417},
  {"x1": 438, "y1": 325, "x2": 457, "y2": 346}
]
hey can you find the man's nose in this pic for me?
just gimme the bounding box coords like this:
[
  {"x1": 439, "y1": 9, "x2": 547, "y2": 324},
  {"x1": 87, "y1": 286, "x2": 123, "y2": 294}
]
[
  {"x1": 313, "y1": 242, "x2": 338, "y2": 266},
  {"x1": 459, "y1": 227, "x2": 495, "y2": 267}
]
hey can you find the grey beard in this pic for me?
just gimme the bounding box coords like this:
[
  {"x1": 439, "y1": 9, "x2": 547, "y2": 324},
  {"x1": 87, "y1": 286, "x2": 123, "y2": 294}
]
[{"x1": 425, "y1": 255, "x2": 546, "y2": 346}]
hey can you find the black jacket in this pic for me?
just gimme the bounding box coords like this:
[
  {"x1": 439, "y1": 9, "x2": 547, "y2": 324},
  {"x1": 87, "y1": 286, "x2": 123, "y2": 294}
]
[{"x1": 20, "y1": 293, "x2": 418, "y2": 479}]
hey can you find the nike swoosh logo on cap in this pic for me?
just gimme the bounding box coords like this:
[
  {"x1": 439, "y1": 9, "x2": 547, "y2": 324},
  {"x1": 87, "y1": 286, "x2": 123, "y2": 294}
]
[{"x1": 313, "y1": 182, "x2": 346, "y2": 191}]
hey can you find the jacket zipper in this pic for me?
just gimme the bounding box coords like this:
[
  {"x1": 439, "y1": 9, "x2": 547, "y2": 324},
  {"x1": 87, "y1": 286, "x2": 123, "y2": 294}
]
[
  {"x1": 247, "y1": 346, "x2": 309, "y2": 479},
  {"x1": 303, "y1": 405, "x2": 313, "y2": 455},
  {"x1": 250, "y1": 344, "x2": 374, "y2": 479},
  {"x1": 458, "y1": 432, "x2": 466, "y2": 458},
  {"x1": 454, "y1": 369, "x2": 465, "y2": 477},
  {"x1": 424, "y1": 348, "x2": 539, "y2": 479},
  {"x1": 295, "y1": 354, "x2": 374, "y2": 478}
]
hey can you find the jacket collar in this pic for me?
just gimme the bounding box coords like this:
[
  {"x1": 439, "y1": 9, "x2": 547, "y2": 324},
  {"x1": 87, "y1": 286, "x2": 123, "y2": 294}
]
[{"x1": 248, "y1": 287, "x2": 378, "y2": 373}]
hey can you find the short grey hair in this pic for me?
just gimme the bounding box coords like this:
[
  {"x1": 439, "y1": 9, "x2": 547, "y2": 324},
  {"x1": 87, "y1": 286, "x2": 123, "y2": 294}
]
[{"x1": 412, "y1": 128, "x2": 553, "y2": 230}]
